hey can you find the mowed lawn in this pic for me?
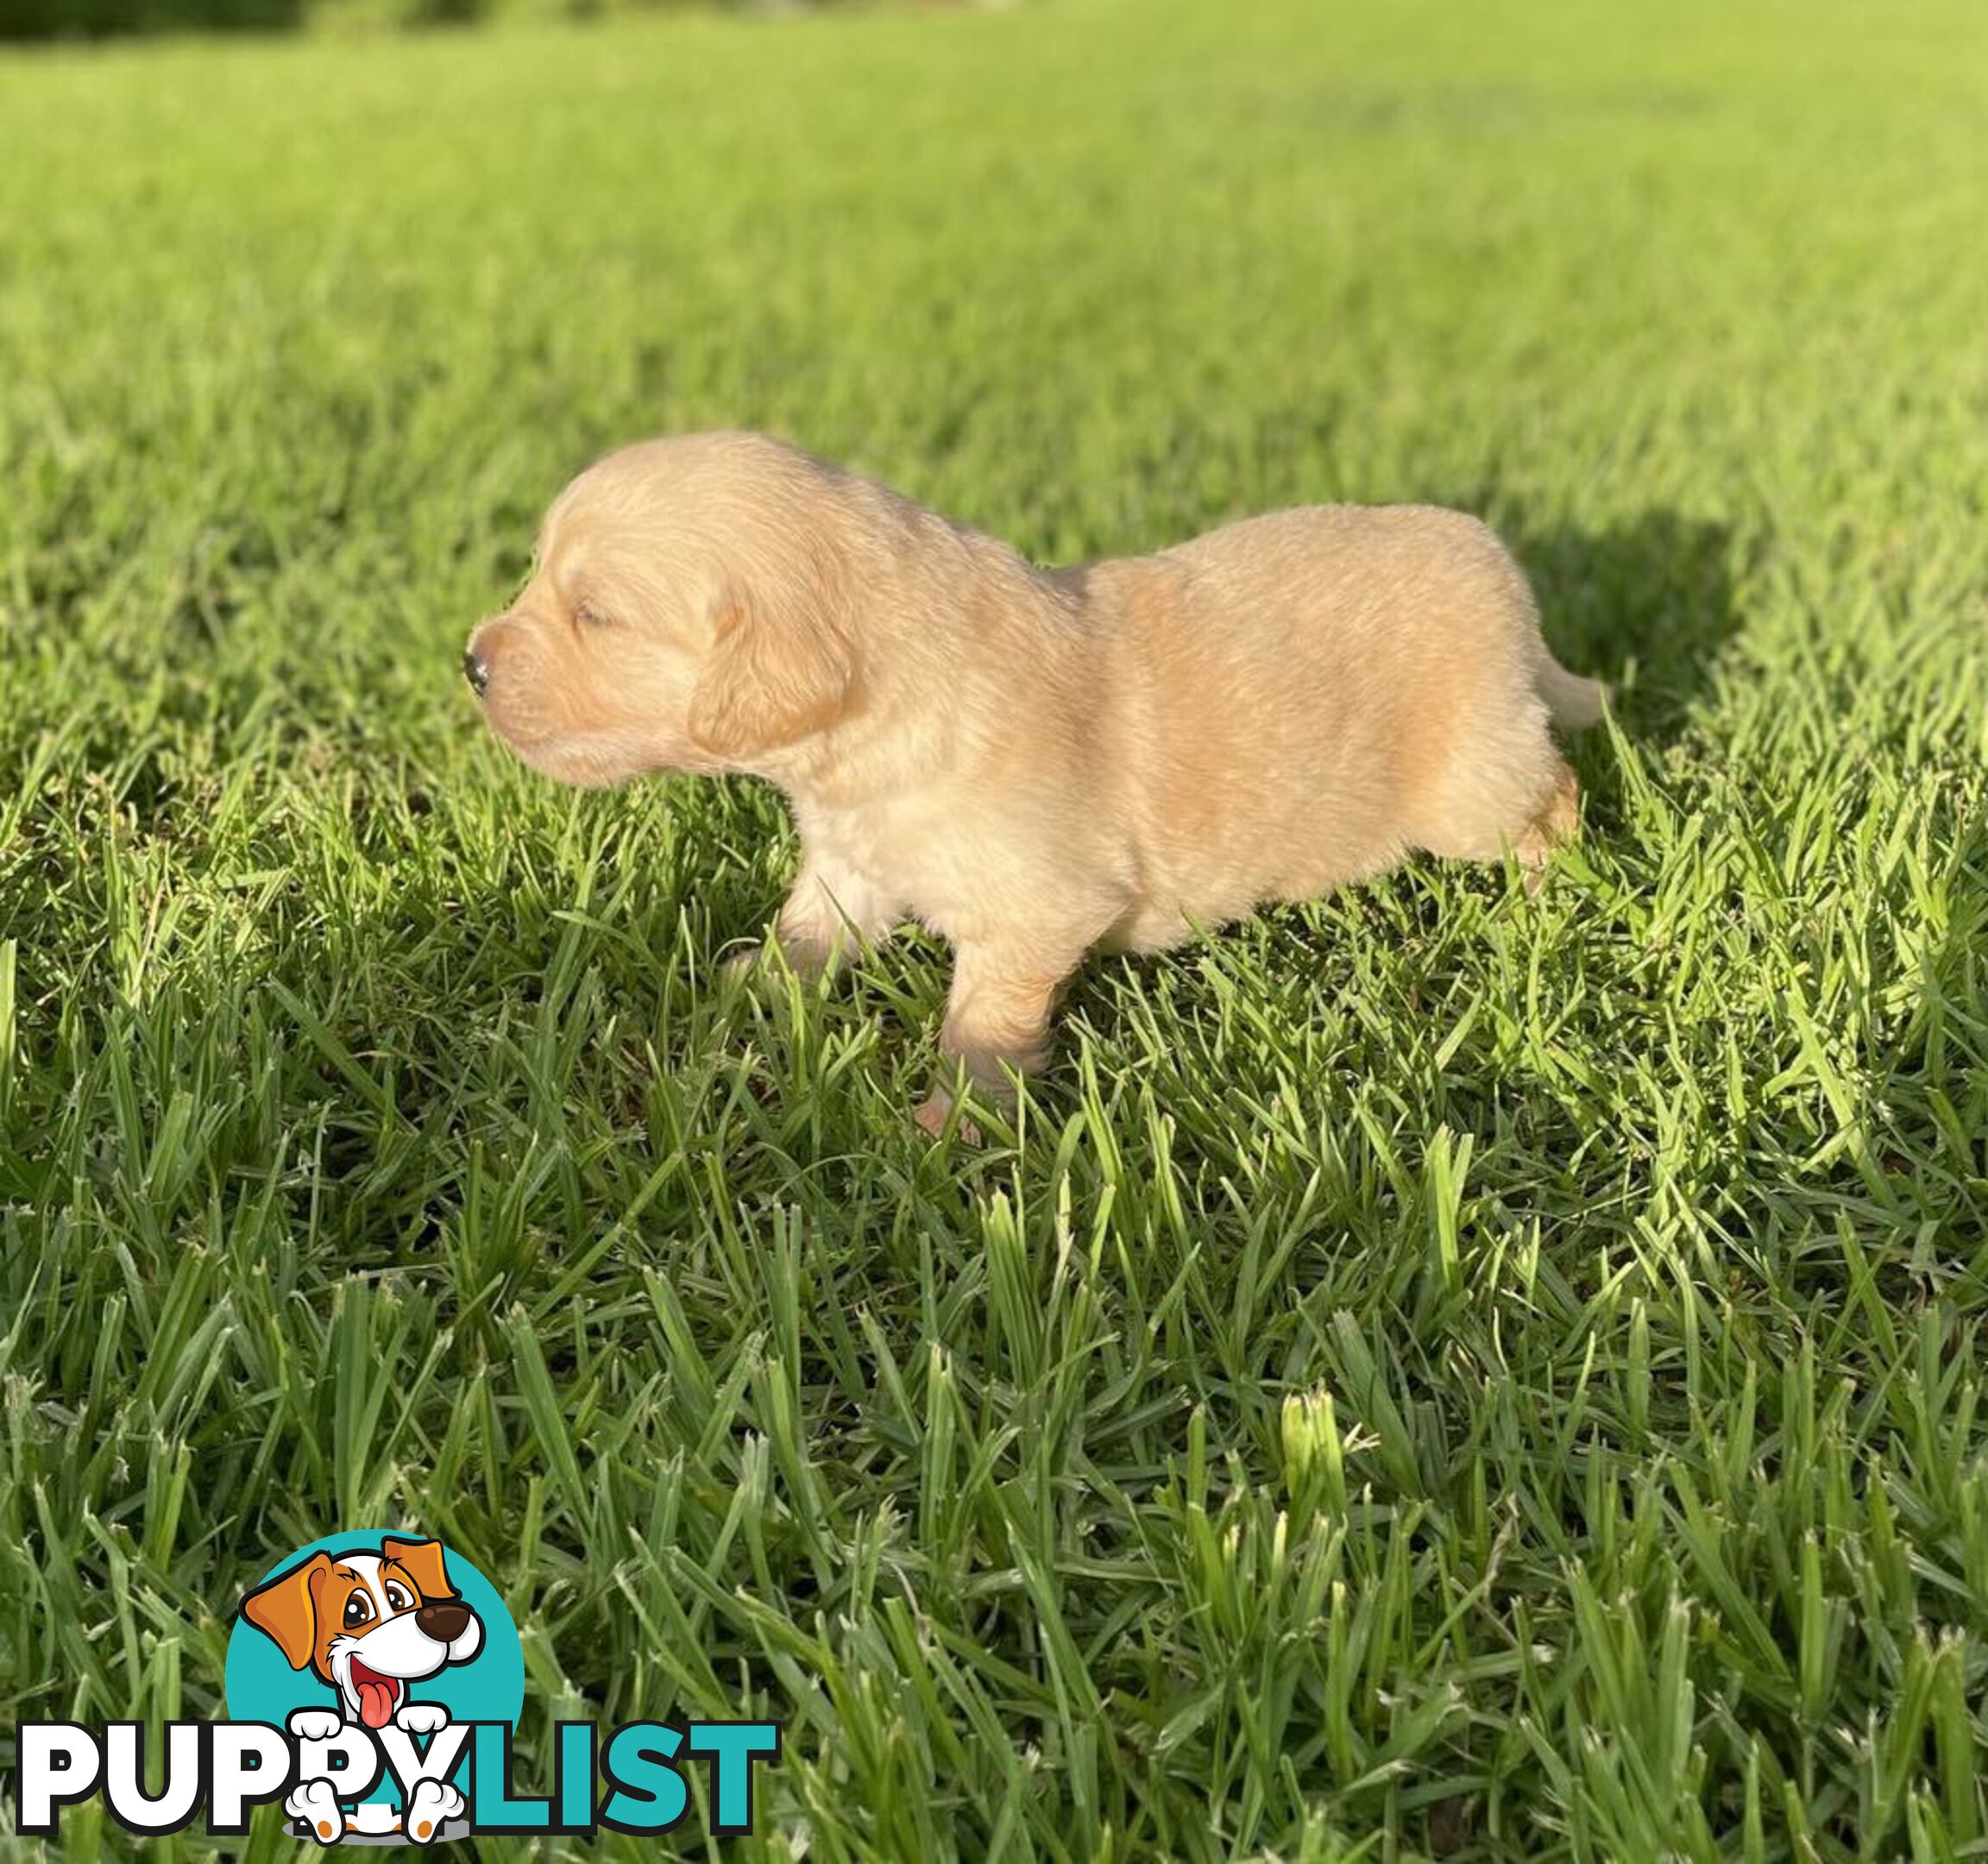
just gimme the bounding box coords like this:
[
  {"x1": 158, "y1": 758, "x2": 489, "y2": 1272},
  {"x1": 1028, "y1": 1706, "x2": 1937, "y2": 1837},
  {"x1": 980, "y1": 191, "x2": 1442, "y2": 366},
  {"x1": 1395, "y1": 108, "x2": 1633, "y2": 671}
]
[{"x1": 2, "y1": 0, "x2": 1985, "y2": 1855}]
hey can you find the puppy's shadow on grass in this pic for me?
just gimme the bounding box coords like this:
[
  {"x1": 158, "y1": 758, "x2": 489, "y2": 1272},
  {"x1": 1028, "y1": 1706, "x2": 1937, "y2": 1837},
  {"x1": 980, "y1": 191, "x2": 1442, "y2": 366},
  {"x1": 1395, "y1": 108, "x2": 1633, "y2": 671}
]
[{"x1": 1502, "y1": 507, "x2": 1751, "y2": 759}]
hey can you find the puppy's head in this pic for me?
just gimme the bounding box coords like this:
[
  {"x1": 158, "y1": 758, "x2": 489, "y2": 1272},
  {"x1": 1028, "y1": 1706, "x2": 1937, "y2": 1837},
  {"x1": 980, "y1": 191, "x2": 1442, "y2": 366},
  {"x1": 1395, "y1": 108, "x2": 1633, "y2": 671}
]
[
  {"x1": 239, "y1": 1538, "x2": 483, "y2": 1729},
  {"x1": 464, "y1": 432, "x2": 858, "y2": 786}
]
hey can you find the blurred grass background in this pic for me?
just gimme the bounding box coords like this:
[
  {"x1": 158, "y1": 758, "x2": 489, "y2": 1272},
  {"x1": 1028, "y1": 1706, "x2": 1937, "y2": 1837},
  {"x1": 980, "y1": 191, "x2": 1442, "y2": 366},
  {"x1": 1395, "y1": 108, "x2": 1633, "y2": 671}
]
[
  {"x1": 3, "y1": 0, "x2": 1986, "y2": 1857},
  {"x1": 0, "y1": 0, "x2": 742, "y2": 44}
]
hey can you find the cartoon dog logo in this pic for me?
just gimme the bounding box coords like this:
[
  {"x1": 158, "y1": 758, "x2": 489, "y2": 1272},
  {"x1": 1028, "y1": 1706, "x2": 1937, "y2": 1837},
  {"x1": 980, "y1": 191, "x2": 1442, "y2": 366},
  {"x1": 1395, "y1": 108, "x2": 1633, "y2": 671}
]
[{"x1": 239, "y1": 1538, "x2": 481, "y2": 1843}]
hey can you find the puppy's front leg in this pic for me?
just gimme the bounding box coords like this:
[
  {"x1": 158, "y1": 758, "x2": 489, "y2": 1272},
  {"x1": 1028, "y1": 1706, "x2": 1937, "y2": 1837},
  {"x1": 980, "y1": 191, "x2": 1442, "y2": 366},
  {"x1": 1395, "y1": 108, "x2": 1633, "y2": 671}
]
[
  {"x1": 915, "y1": 939, "x2": 1072, "y2": 1139},
  {"x1": 736, "y1": 848, "x2": 899, "y2": 981}
]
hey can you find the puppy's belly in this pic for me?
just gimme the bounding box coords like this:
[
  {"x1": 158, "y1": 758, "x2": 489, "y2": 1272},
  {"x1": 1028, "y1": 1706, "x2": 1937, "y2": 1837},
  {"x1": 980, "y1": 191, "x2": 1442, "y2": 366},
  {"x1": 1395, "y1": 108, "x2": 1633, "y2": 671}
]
[
  {"x1": 1103, "y1": 807, "x2": 1412, "y2": 953},
  {"x1": 1099, "y1": 901, "x2": 1207, "y2": 954}
]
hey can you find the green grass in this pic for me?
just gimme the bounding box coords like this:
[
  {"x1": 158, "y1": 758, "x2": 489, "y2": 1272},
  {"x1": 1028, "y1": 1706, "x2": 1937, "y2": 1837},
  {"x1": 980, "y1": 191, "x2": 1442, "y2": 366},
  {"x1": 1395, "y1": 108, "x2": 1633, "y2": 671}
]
[{"x1": 2, "y1": 0, "x2": 1986, "y2": 1856}]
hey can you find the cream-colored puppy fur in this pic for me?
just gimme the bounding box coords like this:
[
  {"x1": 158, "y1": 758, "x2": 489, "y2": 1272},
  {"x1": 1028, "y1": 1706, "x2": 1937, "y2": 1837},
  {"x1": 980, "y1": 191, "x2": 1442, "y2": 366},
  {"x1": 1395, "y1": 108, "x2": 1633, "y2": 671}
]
[{"x1": 466, "y1": 431, "x2": 1602, "y2": 1133}]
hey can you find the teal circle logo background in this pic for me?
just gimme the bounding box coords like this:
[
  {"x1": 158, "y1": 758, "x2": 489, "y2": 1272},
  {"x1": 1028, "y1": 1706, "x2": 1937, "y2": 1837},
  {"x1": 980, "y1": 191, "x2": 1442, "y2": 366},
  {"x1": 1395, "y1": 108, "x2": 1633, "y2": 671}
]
[{"x1": 223, "y1": 1532, "x2": 524, "y2": 1740}]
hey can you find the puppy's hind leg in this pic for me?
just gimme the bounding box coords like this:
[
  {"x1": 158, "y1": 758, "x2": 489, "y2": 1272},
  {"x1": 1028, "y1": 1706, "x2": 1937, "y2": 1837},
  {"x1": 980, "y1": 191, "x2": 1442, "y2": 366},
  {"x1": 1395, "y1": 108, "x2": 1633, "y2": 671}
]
[
  {"x1": 1406, "y1": 716, "x2": 1581, "y2": 894},
  {"x1": 1513, "y1": 759, "x2": 1581, "y2": 895}
]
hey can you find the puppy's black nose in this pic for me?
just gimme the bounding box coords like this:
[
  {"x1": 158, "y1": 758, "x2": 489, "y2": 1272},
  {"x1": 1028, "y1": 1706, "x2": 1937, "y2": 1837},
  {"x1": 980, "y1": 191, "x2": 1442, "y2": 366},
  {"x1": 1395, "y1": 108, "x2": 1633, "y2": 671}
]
[
  {"x1": 417, "y1": 1601, "x2": 471, "y2": 1642},
  {"x1": 462, "y1": 650, "x2": 489, "y2": 697}
]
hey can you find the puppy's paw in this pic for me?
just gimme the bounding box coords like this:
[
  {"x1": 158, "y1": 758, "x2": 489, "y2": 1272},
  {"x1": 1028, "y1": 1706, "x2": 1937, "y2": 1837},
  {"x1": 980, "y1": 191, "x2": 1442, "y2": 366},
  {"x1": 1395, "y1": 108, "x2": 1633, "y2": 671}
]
[
  {"x1": 286, "y1": 1709, "x2": 344, "y2": 1742},
  {"x1": 913, "y1": 1090, "x2": 982, "y2": 1146},
  {"x1": 727, "y1": 935, "x2": 834, "y2": 989},
  {"x1": 394, "y1": 1701, "x2": 449, "y2": 1735},
  {"x1": 285, "y1": 1779, "x2": 345, "y2": 1846},
  {"x1": 404, "y1": 1778, "x2": 467, "y2": 1844},
  {"x1": 1517, "y1": 767, "x2": 1580, "y2": 895}
]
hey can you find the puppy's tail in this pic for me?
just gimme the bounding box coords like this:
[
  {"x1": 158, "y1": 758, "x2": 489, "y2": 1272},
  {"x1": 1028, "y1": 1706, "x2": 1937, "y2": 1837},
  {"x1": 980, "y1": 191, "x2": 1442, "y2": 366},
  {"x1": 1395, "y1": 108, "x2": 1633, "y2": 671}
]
[{"x1": 1537, "y1": 656, "x2": 1607, "y2": 732}]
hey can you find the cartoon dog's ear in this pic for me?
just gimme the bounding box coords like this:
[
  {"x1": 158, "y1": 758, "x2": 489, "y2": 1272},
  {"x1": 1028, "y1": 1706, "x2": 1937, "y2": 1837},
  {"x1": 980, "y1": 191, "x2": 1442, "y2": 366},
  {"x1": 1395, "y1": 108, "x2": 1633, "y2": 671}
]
[
  {"x1": 380, "y1": 1538, "x2": 455, "y2": 1601},
  {"x1": 687, "y1": 583, "x2": 854, "y2": 760},
  {"x1": 240, "y1": 1552, "x2": 330, "y2": 1670}
]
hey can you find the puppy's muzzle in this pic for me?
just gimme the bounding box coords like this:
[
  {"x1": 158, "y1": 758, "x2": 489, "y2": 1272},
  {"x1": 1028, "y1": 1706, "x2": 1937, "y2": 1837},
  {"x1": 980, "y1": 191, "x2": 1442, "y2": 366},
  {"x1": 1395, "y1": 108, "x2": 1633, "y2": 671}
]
[
  {"x1": 417, "y1": 1601, "x2": 472, "y2": 1641},
  {"x1": 462, "y1": 649, "x2": 490, "y2": 698}
]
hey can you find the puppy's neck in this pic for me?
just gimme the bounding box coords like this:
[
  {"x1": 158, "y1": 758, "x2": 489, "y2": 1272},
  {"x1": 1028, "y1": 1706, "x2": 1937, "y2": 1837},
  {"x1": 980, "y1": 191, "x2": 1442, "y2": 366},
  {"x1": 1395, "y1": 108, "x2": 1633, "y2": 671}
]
[{"x1": 758, "y1": 536, "x2": 1083, "y2": 813}]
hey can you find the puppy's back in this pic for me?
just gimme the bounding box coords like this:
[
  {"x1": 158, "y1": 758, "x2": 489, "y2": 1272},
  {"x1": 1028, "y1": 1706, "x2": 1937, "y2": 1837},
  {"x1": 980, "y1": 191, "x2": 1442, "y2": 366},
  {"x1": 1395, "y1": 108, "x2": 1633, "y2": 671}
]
[
  {"x1": 1157, "y1": 504, "x2": 1532, "y2": 644},
  {"x1": 1084, "y1": 504, "x2": 1551, "y2": 929}
]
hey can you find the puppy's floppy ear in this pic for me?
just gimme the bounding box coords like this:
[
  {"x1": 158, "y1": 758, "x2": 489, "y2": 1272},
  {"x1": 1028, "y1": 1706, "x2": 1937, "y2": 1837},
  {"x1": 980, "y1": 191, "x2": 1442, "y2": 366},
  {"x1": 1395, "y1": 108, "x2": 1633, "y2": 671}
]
[
  {"x1": 381, "y1": 1538, "x2": 456, "y2": 1602},
  {"x1": 240, "y1": 1552, "x2": 331, "y2": 1670},
  {"x1": 688, "y1": 582, "x2": 854, "y2": 759}
]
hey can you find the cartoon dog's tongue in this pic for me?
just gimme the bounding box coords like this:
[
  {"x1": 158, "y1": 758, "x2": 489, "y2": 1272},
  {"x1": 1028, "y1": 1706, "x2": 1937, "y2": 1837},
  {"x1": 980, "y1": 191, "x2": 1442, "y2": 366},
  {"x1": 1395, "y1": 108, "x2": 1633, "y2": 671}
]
[{"x1": 350, "y1": 1661, "x2": 399, "y2": 1729}]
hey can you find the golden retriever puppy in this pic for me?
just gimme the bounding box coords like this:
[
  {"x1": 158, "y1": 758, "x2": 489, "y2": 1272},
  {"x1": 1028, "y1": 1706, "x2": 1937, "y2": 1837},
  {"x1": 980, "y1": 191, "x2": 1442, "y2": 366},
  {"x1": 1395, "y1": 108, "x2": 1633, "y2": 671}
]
[{"x1": 465, "y1": 431, "x2": 1602, "y2": 1134}]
